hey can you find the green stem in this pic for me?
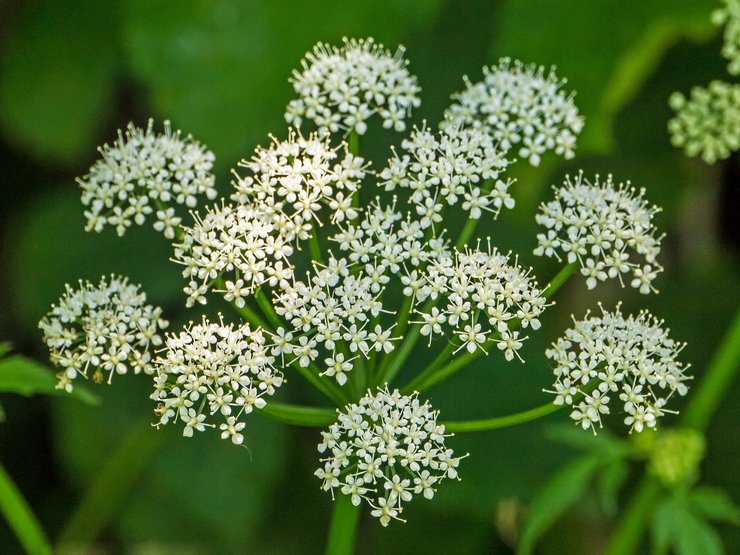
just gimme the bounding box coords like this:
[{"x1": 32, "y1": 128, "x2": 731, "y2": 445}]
[
  {"x1": 254, "y1": 288, "x2": 282, "y2": 330},
  {"x1": 309, "y1": 232, "x2": 324, "y2": 264},
  {"x1": 57, "y1": 419, "x2": 163, "y2": 550},
  {"x1": 0, "y1": 463, "x2": 52, "y2": 555},
  {"x1": 402, "y1": 341, "x2": 457, "y2": 392},
  {"x1": 604, "y1": 304, "x2": 740, "y2": 555},
  {"x1": 376, "y1": 325, "x2": 421, "y2": 386},
  {"x1": 543, "y1": 262, "x2": 578, "y2": 298},
  {"x1": 455, "y1": 217, "x2": 480, "y2": 250},
  {"x1": 348, "y1": 131, "x2": 359, "y2": 156},
  {"x1": 287, "y1": 361, "x2": 349, "y2": 407},
  {"x1": 443, "y1": 400, "x2": 562, "y2": 432},
  {"x1": 215, "y1": 277, "x2": 271, "y2": 330},
  {"x1": 325, "y1": 494, "x2": 361, "y2": 555},
  {"x1": 258, "y1": 402, "x2": 336, "y2": 427}
]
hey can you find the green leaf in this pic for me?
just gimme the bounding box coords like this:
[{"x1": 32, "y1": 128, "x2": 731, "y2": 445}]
[
  {"x1": 690, "y1": 487, "x2": 740, "y2": 525},
  {"x1": 653, "y1": 494, "x2": 725, "y2": 555},
  {"x1": 493, "y1": 0, "x2": 718, "y2": 153},
  {"x1": 0, "y1": 354, "x2": 99, "y2": 406},
  {"x1": 0, "y1": 463, "x2": 52, "y2": 555},
  {"x1": 0, "y1": 0, "x2": 121, "y2": 164},
  {"x1": 516, "y1": 455, "x2": 602, "y2": 555},
  {"x1": 596, "y1": 459, "x2": 630, "y2": 517}
]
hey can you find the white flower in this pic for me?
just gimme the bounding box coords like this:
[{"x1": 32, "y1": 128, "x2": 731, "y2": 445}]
[
  {"x1": 379, "y1": 123, "x2": 514, "y2": 222},
  {"x1": 270, "y1": 257, "x2": 397, "y2": 384},
  {"x1": 39, "y1": 275, "x2": 167, "y2": 391},
  {"x1": 317, "y1": 387, "x2": 464, "y2": 526},
  {"x1": 151, "y1": 316, "x2": 282, "y2": 443},
  {"x1": 286, "y1": 37, "x2": 421, "y2": 135},
  {"x1": 534, "y1": 172, "x2": 664, "y2": 293},
  {"x1": 79, "y1": 119, "x2": 216, "y2": 236},
  {"x1": 443, "y1": 59, "x2": 583, "y2": 165},
  {"x1": 413, "y1": 243, "x2": 546, "y2": 359},
  {"x1": 545, "y1": 304, "x2": 691, "y2": 433},
  {"x1": 174, "y1": 202, "x2": 294, "y2": 307}
]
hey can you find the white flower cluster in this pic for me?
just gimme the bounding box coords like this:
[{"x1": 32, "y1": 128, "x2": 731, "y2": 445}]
[
  {"x1": 316, "y1": 387, "x2": 463, "y2": 526},
  {"x1": 443, "y1": 58, "x2": 584, "y2": 166},
  {"x1": 79, "y1": 119, "x2": 217, "y2": 237},
  {"x1": 173, "y1": 203, "x2": 294, "y2": 307},
  {"x1": 232, "y1": 130, "x2": 367, "y2": 234},
  {"x1": 713, "y1": 0, "x2": 740, "y2": 75},
  {"x1": 285, "y1": 37, "x2": 421, "y2": 135},
  {"x1": 414, "y1": 244, "x2": 546, "y2": 360},
  {"x1": 546, "y1": 305, "x2": 690, "y2": 433},
  {"x1": 271, "y1": 258, "x2": 396, "y2": 385},
  {"x1": 151, "y1": 316, "x2": 282, "y2": 444},
  {"x1": 332, "y1": 198, "x2": 449, "y2": 282},
  {"x1": 39, "y1": 275, "x2": 167, "y2": 392},
  {"x1": 535, "y1": 172, "x2": 663, "y2": 293},
  {"x1": 379, "y1": 124, "x2": 515, "y2": 222},
  {"x1": 668, "y1": 81, "x2": 740, "y2": 164}
]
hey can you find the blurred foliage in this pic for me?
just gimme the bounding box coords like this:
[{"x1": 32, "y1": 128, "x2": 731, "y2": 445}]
[{"x1": 0, "y1": 0, "x2": 738, "y2": 554}]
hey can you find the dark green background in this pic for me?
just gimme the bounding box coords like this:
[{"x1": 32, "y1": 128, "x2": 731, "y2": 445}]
[{"x1": 0, "y1": 1, "x2": 738, "y2": 553}]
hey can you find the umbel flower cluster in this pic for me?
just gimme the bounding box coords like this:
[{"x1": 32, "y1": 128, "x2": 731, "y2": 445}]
[
  {"x1": 316, "y1": 387, "x2": 463, "y2": 526},
  {"x1": 534, "y1": 172, "x2": 664, "y2": 293},
  {"x1": 546, "y1": 305, "x2": 691, "y2": 433},
  {"x1": 79, "y1": 119, "x2": 217, "y2": 238},
  {"x1": 669, "y1": 0, "x2": 740, "y2": 162},
  {"x1": 39, "y1": 275, "x2": 167, "y2": 392},
  {"x1": 286, "y1": 37, "x2": 421, "y2": 135},
  {"x1": 41, "y1": 35, "x2": 692, "y2": 531},
  {"x1": 151, "y1": 316, "x2": 282, "y2": 444}
]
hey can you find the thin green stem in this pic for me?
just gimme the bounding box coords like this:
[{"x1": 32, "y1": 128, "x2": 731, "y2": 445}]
[
  {"x1": 57, "y1": 420, "x2": 163, "y2": 550},
  {"x1": 309, "y1": 232, "x2": 325, "y2": 264},
  {"x1": 254, "y1": 288, "x2": 281, "y2": 330},
  {"x1": 287, "y1": 361, "x2": 349, "y2": 407},
  {"x1": 443, "y1": 400, "x2": 562, "y2": 432},
  {"x1": 0, "y1": 463, "x2": 52, "y2": 555},
  {"x1": 543, "y1": 262, "x2": 578, "y2": 298},
  {"x1": 348, "y1": 131, "x2": 359, "y2": 156},
  {"x1": 455, "y1": 217, "x2": 480, "y2": 250},
  {"x1": 402, "y1": 341, "x2": 457, "y2": 393},
  {"x1": 325, "y1": 494, "x2": 361, "y2": 555},
  {"x1": 258, "y1": 402, "x2": 336, "y2": 427},
  {"x1": 604, "y1": 304, "x2": 740, "y2": 555},
  {"x1": 394, "y1": 295, "x2": 414, "y2": 338},
  {"x1": 215, "y1": 277, "x2": 271, "y2": 330}
]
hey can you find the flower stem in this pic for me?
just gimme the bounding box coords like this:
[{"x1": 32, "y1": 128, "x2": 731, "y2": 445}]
[
  {"x1": 604, "y1": 303, "x2": 740, "y2": 555},
  {"x1": 402, "y1": 341, "x2": 457, "y2": 392},
  {"x1": 543, "y1": 262, "x2": 578, "y2": 298},
  {"x1": 0, "y1": 463, "x2": 52, "y2": 555},
  {"x1": 254, "y1": 288, "x2": 282, "y2": 330},
  {"x1": 325, "y1": 494, "x2": 361, "y2": 555},
  {"x1": 455, "y1": 217, "x2": 480, "y2": 250},
  {"x1": 443, "y1": 400, "x2": 562, "y2": 432},
  {"x1": 309, "y1": 232, "x2": 325, "y2": 264},
  {"x1": 258, "y1": 402, "x2": 336, "y2": 427}
]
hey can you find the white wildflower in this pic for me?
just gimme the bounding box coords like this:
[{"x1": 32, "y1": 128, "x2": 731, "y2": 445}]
[
  {"x1": 79, "y1": 119, "x2": 217, "y2": 236},
  {"x1": 286, "y1": 37, "x2": 421, "y2": 135},
  {"x1": 443, "y1": 59, "x2": 583, "y2": 165},
  {"x1": 316, "y1": 387, "x2": 464, "y2": 526},
  {"x1": 545, "y1": 304, "x2": 691, "y2": 433},
  {"x1": 534, "y1": 172, "x2": 664, "y2": 293},
  {"x1": 151, "y1": 316, "x2": 282, "y2": 444},
  {"x1": 39, "y1": 275, "x2": 167, "y2": 391}
]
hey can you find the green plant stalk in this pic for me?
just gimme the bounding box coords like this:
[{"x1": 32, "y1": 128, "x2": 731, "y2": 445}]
[
  {"x1": 0, "y1": 463, "x2": 52, "y2": 555},
  {"x1": 254, "y1": 288, "x2": 282, "y2": 330},
  {"x1": 443, "y1": 400, "x2": 562, "y2": 432},
  {"x1": 604, "y1": 304, "x2": 740, "y2": 555},
  {"x1": 348, "y1": 131, "x2": 360, "y2": 210},
  {"x1": 402, "y1": 341, "x2": 457, "y2": 392},
  {"x1": 215, "y1": 277, "x2": 271, "y2": 330},
  {"x1": 259, "y1": 402, "x2": 336, "y2": 427},
  {"x1": 325, "y1": 493, "x2": 361, "y2": 555},
  {"x1": 309, "y1": 232, "x2": 325, "y2": 264},
  {"x1": 57, "y1": 420, "x2": 163, "y2": 550},
  {"x1": 543, "y1": 262, "x2": 578, "y2": 298},
  {"x1": 455, "y1": 217, "x2": 480, "y2": 250}
]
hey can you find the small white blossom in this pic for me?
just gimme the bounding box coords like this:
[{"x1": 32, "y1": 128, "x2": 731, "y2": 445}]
[
  {"x1": 534, "y1": 172, "x2": 664, "y2": 293},
  {"x1": 151, "y1": 316, "x2": 282, "y2": 444},
  {"x1": 413, "y1": 242, "x2": 546, "y2": 358},
  {"x1": 39, "y1": 275, "x2": 167, "y2": 391},
  {"x1": 545, "y1": 304, "x2": 691, "y2": 433},
  {"x1": 286, "y1": 37, "x2": 421, "y2": 135},
  {"x1": 443, "y1": 59, "x2": 583, "y2": 165},
  {"x1": 316, "y1": 387, "x2": 464, "y2": 526},
  {"x1": 79, "y1": 119, "x2": 217, "y2": 236}
]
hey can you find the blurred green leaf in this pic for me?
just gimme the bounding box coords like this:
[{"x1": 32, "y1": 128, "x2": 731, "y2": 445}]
[
  {"x1": 596, "y1": 459, "x2": 630, "y2": 517},
  {"x1": 690, "y1": 487, "x2": 740, "y2": 525},
  {"x1": 0, "y1": 354, "x2": 98, "y2": 406},
  {"x1": 516, "y1": 455, "x2": 601, "y2": 555},
  {"x1": 493, "y1": 0, "x2": 717, "y2": 153},
  {"x1": 0, "y1": 463, "x2": 52, "y2": 555},
  {"x1": 121, "y1": 0, "x2": 444, "y2": 167},
  {"x1": 546, "y1": 424, "x2": 628, "y2": 458},
  {"x1": 653, "y1": 494, "x2": 725, "y2": 555},
  {"x1": 0, "y1": 0, "x2": 121, "y2": 164}
]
